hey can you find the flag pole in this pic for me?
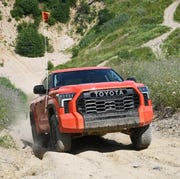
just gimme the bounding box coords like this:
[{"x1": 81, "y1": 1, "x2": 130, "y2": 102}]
[{"x1": 42, "y1": 11, "x2": 50, "y2": 113}]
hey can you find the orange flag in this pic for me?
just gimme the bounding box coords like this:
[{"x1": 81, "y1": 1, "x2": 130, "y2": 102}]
[{"x1": 42, "y1": 11, "x2": 50, "y2": 22}]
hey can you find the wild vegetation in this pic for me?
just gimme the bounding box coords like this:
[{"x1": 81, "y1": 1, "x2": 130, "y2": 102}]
[
  {"x1": 0, "y1": 134, "x2": 16, "y2": 148},
  {"x1": 0, "y1": 77, "x2": 27, "y2": 148},
  {"x1": 1, "y1": 0, "x2": 179, "y2": 123},
  {"x1": 10, "y1": 0, "x2": 76, "y2": 57},
  {"x1": 64, "y1": 0, "x2": 173, "y2": 66},
  {"x1": 16, "y1": 27, "x2": 45, "y2": 57},
  {"x1": 73, "y1": 0, "x2": 97, "y2": 35},
  {"x1": 162, "y1": 28, "x2": 180, "y2": 57},
  {"x1": 0, "y1": 77, "x2": 27, "y2": 130},
  {"x1": 55, "y1": 0, "x2": 180, "y2": 111},
  {"x1": 174, "y1": 3, "x2": 180, "y2": 22},
  {"x1": 109, "y1": 58, "x2": 180, "y2": 111}
]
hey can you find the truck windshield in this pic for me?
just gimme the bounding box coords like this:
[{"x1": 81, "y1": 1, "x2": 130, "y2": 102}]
[{"x1": 53, "y1": 69, "x2": 123, "y2": 87}]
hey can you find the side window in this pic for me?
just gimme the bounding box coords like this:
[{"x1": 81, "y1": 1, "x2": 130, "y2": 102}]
[
  {"x1": 42, "y1": 74, "x2": 52, "y2": 89},
  {"x1": 42, "y1": 78, "x2": 47, "y2": 89},
  {"x1": 53, "y1": 73, "x2": 63, "y2": 87},
  {"x1": 53, "y1": 74, "x2": 58, "y2": 87}
]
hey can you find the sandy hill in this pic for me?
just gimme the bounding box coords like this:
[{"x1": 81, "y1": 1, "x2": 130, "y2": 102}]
[{"x1": 0, "y1": 1, "x2": 180, "y2": 178}]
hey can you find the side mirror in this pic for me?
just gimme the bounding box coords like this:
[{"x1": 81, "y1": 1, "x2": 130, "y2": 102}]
[
  {"x1": 33, "y1": 85, "x2": 46, "y2": 94},
  {"x1": 127, "y1": 77, "x2": 136, "y2": 82}
]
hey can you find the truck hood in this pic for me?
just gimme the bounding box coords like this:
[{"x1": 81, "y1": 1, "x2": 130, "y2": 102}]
[{"x1": 50, "y1": 81, "x2": 144, "y2": 95}]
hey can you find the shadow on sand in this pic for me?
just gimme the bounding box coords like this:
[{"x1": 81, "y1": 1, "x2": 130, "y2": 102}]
[{"x1": 21, "y1": 135, "x2": 133, "y2": 159}]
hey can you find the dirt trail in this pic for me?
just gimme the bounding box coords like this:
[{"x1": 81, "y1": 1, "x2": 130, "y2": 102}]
[
  {"x1": 1, "y1": 130, "x2": 180, "y2": 179},
  {"x1": 0, "y1": 1, "x2": 180, "y2": 179},
  {"x1": 143, "y1": 0, "x2": 180, "y2": 57}
]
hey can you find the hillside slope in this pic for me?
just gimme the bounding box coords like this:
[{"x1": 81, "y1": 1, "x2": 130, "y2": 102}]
[
  {"x1": 1, "y1": 0, "x2": 179, "y2": 95},
  {"x1": 143, "y1": 0, "x2": 180, "y2": 57},
  {"x1": 0, "y1": 0, "x2": 74, "y2": 95},
  {"x1": 0, "y1": 1, "x2": 180, "y2": 179}
]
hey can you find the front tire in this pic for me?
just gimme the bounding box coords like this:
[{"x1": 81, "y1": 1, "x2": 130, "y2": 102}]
[
  {"x1": 49, "y1": 115, "x2": 71, "y2": 152},
  {"x1": 130, "y1": 125, "x2": 152, "y2": 150}
]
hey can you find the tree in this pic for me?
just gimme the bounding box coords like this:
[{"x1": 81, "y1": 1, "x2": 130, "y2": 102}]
[{"x1": 15, "y1": 28, "x2": 45, "y2": 57}]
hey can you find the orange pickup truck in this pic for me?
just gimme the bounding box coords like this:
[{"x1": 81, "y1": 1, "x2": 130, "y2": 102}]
[{"x1": 30, "y1": 67, "x2": 153, "y2": 152}]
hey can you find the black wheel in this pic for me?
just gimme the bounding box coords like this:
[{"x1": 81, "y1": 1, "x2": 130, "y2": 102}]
[
  {"x1": 49, "y1": 115, "x2": 71, "y2": 152},
  {"x1": 30, "y1": 113, "x2": 49, "y2": 147},
  {"x1": 130, "y1": 125, "x2": 152, "y2": 150}
]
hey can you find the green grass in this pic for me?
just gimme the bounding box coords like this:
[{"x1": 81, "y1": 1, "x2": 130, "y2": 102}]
[
  {"x1": 56, "y1": 0, "x2": 172, "y2": 69},
  {"x1": 0, "y1": 77, "x2": 27, "y2": 129},
  {"x1": 53, "y1": 0, "x2": 179, "y2": 112},
  {"x1": 56, "y1": 25, "x2": 169, "y2": 69},
  {"x1": 174, "y1": 3, "x2": 180, "y2": 22},
  {"x1": 0, "y1": 134, "x2": 16, "y2": 149},
  {"x1": 109, "y1": 57, "x2": 180, "y2": 111},
  {"x1": 162, "y1": 28, "x2": 180, "y2": 57}
]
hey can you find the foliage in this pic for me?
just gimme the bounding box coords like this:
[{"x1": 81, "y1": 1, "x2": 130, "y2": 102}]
[
  {"x1": 98, "y1": 8, "x2": 114, "y2": 25},
  {"x1": 10, "y1": 0, "x2": 40, "y2": 18},
  {"x1": 11, "y1": 0, "x2": 77, "y2": 57},
  {"x1": 109, "y1": 58, "x2": 180, "y2": 111},
  {"x1": 0, "y1": 77, "x2": 27, "y2": 129},
  {"x1": 60, "y1": 25, "x2": 169, "y2": 68},
  {"x1": 0, "y1": 134, "x2": 16, "y2": 148},
  {"x1": 11, "y1": 0, "x2": 76, "y2": 25},
  {"x1": 0, "y1": 97, "x2": 7, "y2": 128},
  {"x1": 72, "y1": 47, "x2": 79, "y2": 57},
  {"x1": 97, "y1": 13, "x2": 129, "y2": 34},
  {"x1": 162, "y1": 28, "x2": 180, "y2": 57},
  {"x1": 174, "y1": 3, "x2": 180, "y2": 22},
  {"x1": 54, "y1": 0, "x2": 179, "y2": 111},
  {"x1": 118, "y1": 47, "x2": 156, "y2": 61},
  {"x1": 47, "y1": 60, "x2": 54, "y2": 70},
  {"x1": 15, "y1": 28, "x2": 45, "y2": 57},
  {"x1": 42, "y1": 0, "x2": 76, "y2": 24},
  {"x1": 74, "y1": 0, "x2": 97, "y2": 35},
  {"x1": 17, "y1": 22, "x2": 38, "y2": 33}
]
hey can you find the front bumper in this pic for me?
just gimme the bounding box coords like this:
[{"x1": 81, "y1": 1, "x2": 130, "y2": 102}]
[{"x1": 58, "y1": 105, "x2": 153, "y2": 133}]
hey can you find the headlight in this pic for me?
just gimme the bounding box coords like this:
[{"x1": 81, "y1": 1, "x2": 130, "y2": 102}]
[
  {"x1": 138, "y1": 86, "x2": 150, "y2": 105},
  {"x1": 56, "y1": 93, "x2": 75, "y2": 107}
]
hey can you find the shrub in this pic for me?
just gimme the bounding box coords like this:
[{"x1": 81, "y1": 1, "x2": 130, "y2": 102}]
[
  {"x1": 47, "y1": 17, "x2": 56, "y2": 26},
  {"x1": 51, "y1": 3, "x2": 70, "y2": 23},
  {"x1": 72, "y1": 47, "x2": 79, "y2": 57},
  {"x1": 15, "y1": 28, "x2": 45, "y2": 57},
  {"x1": 47, "y1": 60, "x2": 54, "y2": 70},
  {"x1": 7, "y1": 18, "x2": 11, "y2": 22},
  {"x1": 98, "y1": 8, "x2": 114, "y2": 25},
  {"x1": 17, "y1": 22, "x2": 38, "y2": 33},
  {"x1": 98, "y1": 13, "x2": 129, "y2": 33},
  {"x1": 11, "y1": 0, "x2": 39, "y2": 18},
  {"x1": 43, "y1": 0, "x2": 76, "y2": 24}
]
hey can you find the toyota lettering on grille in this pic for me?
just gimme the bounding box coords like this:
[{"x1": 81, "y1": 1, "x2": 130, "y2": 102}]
[{"x1": 92, "y1": 89, "x2": 126, "y2": 98}]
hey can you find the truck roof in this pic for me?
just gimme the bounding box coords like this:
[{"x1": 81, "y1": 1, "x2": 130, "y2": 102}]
[{"x1": 51, "y1": 66, "x2": 111, "y2": 74}]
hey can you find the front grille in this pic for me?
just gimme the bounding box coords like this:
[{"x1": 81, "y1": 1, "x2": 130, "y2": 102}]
[{"x1": 77, "y1": 88, "x2": 139, "y2": 114}]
